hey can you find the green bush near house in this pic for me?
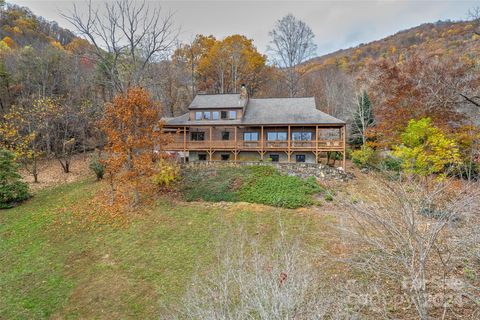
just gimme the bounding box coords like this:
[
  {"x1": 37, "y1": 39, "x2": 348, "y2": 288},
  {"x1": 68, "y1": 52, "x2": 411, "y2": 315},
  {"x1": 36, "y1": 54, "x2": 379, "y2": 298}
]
[
  {"x1": 351, "y1": 145, "x2": 377, "y2": 169},
  {"x1": 180, "y1": 165, "x2": 325, "y2": 208},
  {"x1": 0, "y1": 149, "x2": 30, "y2": 209}
]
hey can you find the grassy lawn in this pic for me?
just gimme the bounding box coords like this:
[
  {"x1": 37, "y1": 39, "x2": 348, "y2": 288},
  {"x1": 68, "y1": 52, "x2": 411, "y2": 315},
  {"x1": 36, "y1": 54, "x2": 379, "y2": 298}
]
[{"x1": 0, "y1": 178, "x2": 332, "y2": 319}]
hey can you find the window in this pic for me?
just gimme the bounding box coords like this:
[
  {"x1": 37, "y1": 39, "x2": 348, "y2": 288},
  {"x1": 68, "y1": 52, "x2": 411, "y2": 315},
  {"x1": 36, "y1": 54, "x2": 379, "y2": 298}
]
[
  {"x1": 198, "y1": 154, "x2": 207, "y2": 161},
  {"x1": 221, "y1": 154, "x2": 230, "y2": 161},
  {"x1": 191, "y1": 132, "x2": 205, "y2": 141},
  {"x1": 292, "y1": 132, "x2": 312, "y2": 141},
  {"x1": 212, "y1": 111, "x2": 219, "y2": 120},
  {"x1": 195, "y1": 112, "x2": 202, "y2": 120},
  {"x1": 222, "y1": 131, "x2": 230, "y2": 140},
  {"x1": 295, "y1": 154, "x2": 306, "y2": 163},
  {"x1": 243, "y1": 132, "x2": 259, "y2": 141},
  {"x1": 229, "y1": 110, "x2": 237, "y2": 120},
  {"x1": 267, "y1": 132, "x2": 287, "y2": 141},
  {"x1": 270, "y1": 154, "x2": 279, "y2": 162},
  {"x1": 203, "y1": 112, "x2": 211, "y2": 120},
  {"x1": 221, "y1": 111, "x2": 228, "y2": 119}
]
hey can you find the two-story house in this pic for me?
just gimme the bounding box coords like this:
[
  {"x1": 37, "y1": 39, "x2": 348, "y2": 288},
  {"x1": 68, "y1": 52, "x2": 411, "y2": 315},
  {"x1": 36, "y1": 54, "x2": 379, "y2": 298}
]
[{"x1": 163, "y1": 85, "x2": 347, "y2": 169}]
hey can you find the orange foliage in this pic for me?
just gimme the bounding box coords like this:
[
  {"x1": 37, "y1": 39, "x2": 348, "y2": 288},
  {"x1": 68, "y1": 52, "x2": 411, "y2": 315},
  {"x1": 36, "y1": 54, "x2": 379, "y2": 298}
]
[{"x1": 100, "y1": 87, "x2": 172, "y2": 211}]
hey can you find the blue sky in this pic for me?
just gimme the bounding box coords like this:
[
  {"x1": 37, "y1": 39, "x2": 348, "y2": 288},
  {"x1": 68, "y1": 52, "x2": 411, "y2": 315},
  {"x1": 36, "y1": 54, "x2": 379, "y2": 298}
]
[{"x1": 9, "y1": 1, "x2": 479, "y2": 56}]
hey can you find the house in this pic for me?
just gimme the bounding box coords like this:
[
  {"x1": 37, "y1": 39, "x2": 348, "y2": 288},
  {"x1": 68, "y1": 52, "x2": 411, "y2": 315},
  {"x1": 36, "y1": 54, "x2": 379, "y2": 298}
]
[{"x1": 163, "y1": 85, "x2": 347, "y2": 169}]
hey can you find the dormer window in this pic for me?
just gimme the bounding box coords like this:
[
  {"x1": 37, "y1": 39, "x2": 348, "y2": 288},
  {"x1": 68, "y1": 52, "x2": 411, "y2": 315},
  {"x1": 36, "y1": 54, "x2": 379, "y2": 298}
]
[
  {"x1": 195, "y1": 112, "x2": 202, "y2": 120},
  {"x1": 203, "y1": 111, "x2": 211, "y2": 120},
  {"x1": 229, "y1": 111, "x2": 237, "y2": 120},
  {"x1": 212, "y1": 111, "x2": 219, "y2": 120},
  {"x1": 221, "y1": 111, "x2": 227, "y2": 119}
]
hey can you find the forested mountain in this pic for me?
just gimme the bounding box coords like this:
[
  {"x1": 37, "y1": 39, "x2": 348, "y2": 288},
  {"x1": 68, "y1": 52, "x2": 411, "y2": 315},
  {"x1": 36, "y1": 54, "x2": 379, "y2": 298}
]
[{"x1": 306, "y1": 20, "x2": 480, "y2": 73}]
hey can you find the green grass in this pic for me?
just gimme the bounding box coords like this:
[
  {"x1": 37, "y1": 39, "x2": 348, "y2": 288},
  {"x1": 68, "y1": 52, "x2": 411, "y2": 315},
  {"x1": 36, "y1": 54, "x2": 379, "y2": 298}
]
[
  {"x1": 180, "y1": 165, "x2": 325, "y2": 208},
  {"x1": 0, "y1": 178, "x2": 327, "y2": 319}
]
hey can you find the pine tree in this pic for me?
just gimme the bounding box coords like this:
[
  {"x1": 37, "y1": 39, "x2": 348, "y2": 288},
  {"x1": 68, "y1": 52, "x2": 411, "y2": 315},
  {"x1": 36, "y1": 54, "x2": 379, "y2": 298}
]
[
  {"x1": 0, "y1": 149, "x2": 29, "y2": 208},
  {"x1": 351, "y1": 90, "x2": 375, "y2": 147}
]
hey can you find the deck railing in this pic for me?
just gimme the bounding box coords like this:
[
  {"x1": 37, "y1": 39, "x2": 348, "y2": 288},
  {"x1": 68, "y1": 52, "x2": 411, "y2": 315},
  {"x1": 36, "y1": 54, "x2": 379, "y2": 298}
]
[{"x1": 164, "y1": 137, "x2": 344, "y2": 151}]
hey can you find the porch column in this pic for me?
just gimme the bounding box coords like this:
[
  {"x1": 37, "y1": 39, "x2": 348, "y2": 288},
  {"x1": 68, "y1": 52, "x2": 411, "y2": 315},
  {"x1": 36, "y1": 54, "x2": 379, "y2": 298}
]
[
  {"x1": 315, "y1": 125, "x2": 319, "y2": 164},
  {"x1": 183, "y1": 126, "x2": 187, "y2": 163},
  {"x1": 209, "y1": 126, "x2": 213, "y2": 161},
  {"x1": 260, "y1": 126, "x2": 264, "y2": 160},
  {"x1": 287, "y1": 125, "x2": 291, "y2": 162},
  {"x1": 342, "y1": 125, "x2": 346, "y2": 170},
  {"x1": 234, "y1": 126, "x2": 238, "y2": 161}
]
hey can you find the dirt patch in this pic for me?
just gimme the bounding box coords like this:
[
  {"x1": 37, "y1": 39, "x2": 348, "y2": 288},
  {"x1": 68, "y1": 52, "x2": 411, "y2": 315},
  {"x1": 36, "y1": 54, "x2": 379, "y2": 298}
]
[{"x1": 19, "y1": 153, "x2": 94, "y2": 192}]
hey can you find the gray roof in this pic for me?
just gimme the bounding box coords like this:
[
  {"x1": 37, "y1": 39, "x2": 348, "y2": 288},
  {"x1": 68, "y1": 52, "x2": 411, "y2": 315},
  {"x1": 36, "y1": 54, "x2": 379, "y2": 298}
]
[
  {"x1": 188, "y1": 94, "x2": 247, "y2": 109},
  {"x1": 243, "y1": 98, "x2": 344, "y2": 125},
  {"x1": 164, "y1": 96, "x2": 345, "y2": 126}
]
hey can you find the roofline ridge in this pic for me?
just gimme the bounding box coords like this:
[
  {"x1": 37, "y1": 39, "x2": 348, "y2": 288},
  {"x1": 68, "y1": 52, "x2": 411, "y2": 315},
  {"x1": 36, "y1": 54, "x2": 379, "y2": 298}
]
[{"x1": 250, "y1": 96, "x2": 315, "y2": 100}]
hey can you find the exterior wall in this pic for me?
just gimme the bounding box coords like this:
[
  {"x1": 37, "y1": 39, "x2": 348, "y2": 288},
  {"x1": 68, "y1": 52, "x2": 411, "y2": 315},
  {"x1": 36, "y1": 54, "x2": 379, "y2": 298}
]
[{"x1": 189, "y1": 151, "x2": 317, "y2": 164}]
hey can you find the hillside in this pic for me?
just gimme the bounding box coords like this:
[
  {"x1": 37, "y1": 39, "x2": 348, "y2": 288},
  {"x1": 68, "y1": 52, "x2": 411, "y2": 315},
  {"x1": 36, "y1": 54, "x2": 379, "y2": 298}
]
[
  {"x1": 0, "y1": 3, "x2": 80, "y2": 50},
  {"x1": 307, "y1": 19, "x2": 480, "y2": 72}
]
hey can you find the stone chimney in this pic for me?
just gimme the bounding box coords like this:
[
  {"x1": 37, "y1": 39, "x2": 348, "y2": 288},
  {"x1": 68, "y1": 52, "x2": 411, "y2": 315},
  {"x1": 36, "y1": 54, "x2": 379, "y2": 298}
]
[{"x1": 239, "y1": 84, "x2": 248, "y2": 106}]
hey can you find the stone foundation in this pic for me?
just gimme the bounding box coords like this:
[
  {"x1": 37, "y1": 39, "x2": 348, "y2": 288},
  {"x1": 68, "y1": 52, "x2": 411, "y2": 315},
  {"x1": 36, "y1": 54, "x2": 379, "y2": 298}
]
[{"x1": 182, "y1": 161, "x2": 353, "y2": 181}]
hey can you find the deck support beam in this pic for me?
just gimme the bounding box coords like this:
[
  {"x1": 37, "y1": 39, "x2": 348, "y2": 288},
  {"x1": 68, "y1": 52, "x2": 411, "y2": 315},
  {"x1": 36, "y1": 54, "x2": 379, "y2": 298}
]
[
  {"x1": 287, "y1": 125, "x2": 291, "y2": 163},
  {"x1": 342, "y1": 125, "x2": 346, "y2": 170}
]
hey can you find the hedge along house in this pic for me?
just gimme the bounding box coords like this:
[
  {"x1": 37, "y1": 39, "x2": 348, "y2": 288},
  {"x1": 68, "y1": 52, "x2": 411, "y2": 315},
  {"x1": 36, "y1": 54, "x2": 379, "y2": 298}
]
[{"x1": 163, "y1": 85, "x2": 347, "y2": 169}]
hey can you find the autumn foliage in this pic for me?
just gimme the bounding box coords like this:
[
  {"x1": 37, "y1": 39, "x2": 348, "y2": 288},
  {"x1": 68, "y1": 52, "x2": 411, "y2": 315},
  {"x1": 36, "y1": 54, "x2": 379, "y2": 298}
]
[{"x1": 100, "y1": 87, "x2": 173, "y2": 210}]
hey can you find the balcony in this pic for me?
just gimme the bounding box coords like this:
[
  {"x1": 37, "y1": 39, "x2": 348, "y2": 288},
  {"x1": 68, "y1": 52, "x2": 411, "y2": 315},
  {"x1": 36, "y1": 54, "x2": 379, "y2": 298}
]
[{"x1": 163, "y1": 137, "x2": 344, "y2": 152}]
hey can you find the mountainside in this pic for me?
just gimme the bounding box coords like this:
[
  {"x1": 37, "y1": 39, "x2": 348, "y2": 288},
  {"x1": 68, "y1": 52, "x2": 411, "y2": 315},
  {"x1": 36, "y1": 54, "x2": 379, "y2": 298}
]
[
  {"x1": 306, "y1": 19, "x2": 480, "y2": 73},
  {"x1": 0, "y1": 3, "x2": 80, "y2": 50}
]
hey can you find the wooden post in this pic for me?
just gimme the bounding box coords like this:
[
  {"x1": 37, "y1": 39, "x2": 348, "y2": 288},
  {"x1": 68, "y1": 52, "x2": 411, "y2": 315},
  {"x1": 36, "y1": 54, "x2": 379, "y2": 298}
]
[
  {"x1": 183, "y1": 126, "x2": 187, "y2": 163},
  {"x1": 287, "y1": 125, "x2": 291, "y2": 163},
  {"x1": 342, "y1": 125, "x2": 346, "y2": 170},
  {"x1": 315, "y1": 125, "x2": 319, "y2": 164},
  {"x1": 234, "y1": 126, "x2": 238, "y2": 161},
  {"x1": 209, "y1": 126, "x2": 212, "y2": 150},
  {"x1": 260, "y1": 126, "x2": 264, "y2": 155}
]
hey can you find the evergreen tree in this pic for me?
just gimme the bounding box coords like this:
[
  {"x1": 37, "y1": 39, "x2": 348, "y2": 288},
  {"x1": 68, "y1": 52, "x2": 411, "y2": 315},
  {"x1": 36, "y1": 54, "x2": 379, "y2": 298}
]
[
  {"x1": 0, "y1": 149, "x2": 29, "y2": 208},
  {"x1": 350, "y1": 90, "x2": 375, "y2": 147}
]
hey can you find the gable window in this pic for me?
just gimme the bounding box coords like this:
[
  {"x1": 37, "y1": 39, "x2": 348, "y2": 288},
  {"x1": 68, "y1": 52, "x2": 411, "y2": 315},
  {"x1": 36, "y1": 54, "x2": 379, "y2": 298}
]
[
  {"x1": 229, "y1": 111, "x2": 237, "y2": 120},
  {"x1": 243, "y1": 132, "x2": 259, "y2": 141},
  {"x1": 203, "y1": 111, "x2": 211, "y2": 120},
  {"x1": 212, "y1": 111, "x2": 219, "y2": 120},
  {"x1": 292, "y1": 132, "x2": 312, "y2": 141},
  {"x1": 267, "y1": 132, "x2": 287, "y2": 141},
  {"x1": 222, "y1": 131, "x2": 230, "y2": 140},
  {"x1": 191, "y1": 132, "x2": 205, "y2": 141},
  {"x1": 195, "y1": 112, "x2": 202, "y2": 120},
  {"x1": 221, "y1": 111, "x2": 228, "y2": 119},
  {"x1": 270, "y1": 154, "x2": 279, "y2": 162},
  {"x1": 295, "y1": 154, "x2": 306, "y2": 163}
]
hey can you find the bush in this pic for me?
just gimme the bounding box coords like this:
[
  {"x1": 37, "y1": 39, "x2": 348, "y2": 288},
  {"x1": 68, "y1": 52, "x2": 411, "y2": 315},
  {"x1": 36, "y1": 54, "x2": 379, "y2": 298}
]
[
  {"x1": 152, "y1": 159, "x2": 179, "y2": 187},
  {"x1": 351, "y1": 145, "x2": 377, "y2": 169},
  {"x1": 379, "y1": 155, "x2": 402, "y2": 172},
  {"x1": 0, "y1": 149, "x2": 30, "y2": 209},
  {"x1": 89, "y1": 156, "x2": 105, "y2": 181}
]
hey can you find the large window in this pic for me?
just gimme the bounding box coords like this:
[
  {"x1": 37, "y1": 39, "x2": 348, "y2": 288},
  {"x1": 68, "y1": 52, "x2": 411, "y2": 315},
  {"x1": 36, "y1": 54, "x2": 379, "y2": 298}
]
[
  {"x1": 203, "y1": 111, "x2": 211, "y2": 120},
  {"x1": 212, "y1": 111, "x2": 219, "y2": 120},
  {"x1": 191, "y1": 132, "x2": 205, "y2": 141},
  {"x1": 195, "y1": 112, "x2": 202, "y2": 120},
  {"x1": 229, "y1": 110, "x2": 237, "y2": 119},
  {"x1": 222, "y1": 131, "x2": 230, "y2": 140},
  {"x1": 243, "y1": 132, "x2": 259, "y2": 141},
  {"x1": 221, "y1": 111, "x2": 228, "y2": 119},
  {"x1": 267, "y1": 132, "x2": 287, "y2": 141},
  {"x1": 292, "y1": 132, "x2": 312, "y2": 141}
]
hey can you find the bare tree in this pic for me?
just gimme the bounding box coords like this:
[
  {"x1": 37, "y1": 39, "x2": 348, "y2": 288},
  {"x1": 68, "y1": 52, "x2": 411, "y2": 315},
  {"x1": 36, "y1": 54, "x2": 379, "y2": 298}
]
[
  {"x1": 343, "y1": 175, "x2": 480, "y2": 319},
  {"x1": 176, "y1": 226, "x2": 352, "y2": 320},
  {"x1": 63, "y1": 0, "x2": 178, "y2": 96},
  {"x1": 268, "y1": 14, "x2": 317, "y2": 97}
]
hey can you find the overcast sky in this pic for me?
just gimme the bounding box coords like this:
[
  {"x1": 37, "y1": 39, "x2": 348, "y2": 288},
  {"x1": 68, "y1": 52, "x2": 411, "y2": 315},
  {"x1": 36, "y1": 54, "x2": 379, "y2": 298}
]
[{"x1": 8, "y1": 0, "x2": 479, "y2": 56}]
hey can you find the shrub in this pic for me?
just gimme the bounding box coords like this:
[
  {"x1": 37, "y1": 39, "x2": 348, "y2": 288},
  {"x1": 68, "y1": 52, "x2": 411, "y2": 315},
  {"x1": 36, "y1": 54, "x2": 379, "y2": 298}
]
[
  {"x1": 379, "y1": 155, "x2": 402, "y2": 172},
  {"x1": 89, "y1": 156, "x2": 105, "y2": 181},
  {"x1": 0, "y1": 149, "x2": 30, "y2": 208},
  {"x1": 351, "y1": 145, "x2": 377, "y2": 169},
  {"x1": 152, "y1": 159, "x2": 179, "y2": 187}
]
